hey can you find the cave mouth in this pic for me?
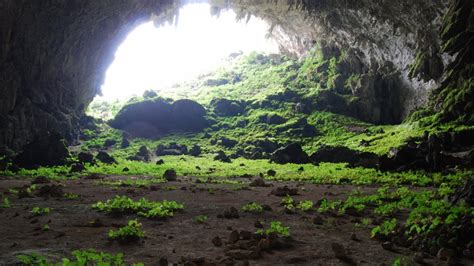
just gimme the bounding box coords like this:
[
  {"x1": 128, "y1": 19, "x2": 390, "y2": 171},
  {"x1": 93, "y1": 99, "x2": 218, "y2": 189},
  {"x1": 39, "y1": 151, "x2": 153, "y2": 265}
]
[{"x1": 96, "y1": 3, "x2": 279, "y2": 102}]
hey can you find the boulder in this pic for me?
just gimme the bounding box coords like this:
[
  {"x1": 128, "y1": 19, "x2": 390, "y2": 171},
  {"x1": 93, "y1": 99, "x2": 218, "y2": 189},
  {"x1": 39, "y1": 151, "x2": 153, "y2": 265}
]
[
  {"x1": 96, "y1": 151, "x2": 117, "y2": 164},
  {"x1": 211, "y1": 99, "x2": 245, "y2": 116},
  {"x1": 121, "y1": 136, "x2": 130, "y2": 148},
  {"x1": 277, "y1": 118, "x2": 319, "y2": 137},
  {"x1": 163, "y1": 169, "x2": 177, "y2": 181},
  {"x1": 216, "y1": 137, "x2": 238, "y2": 148},
  {"x1": 310, "y1": 145, "x2": 379, "y2": 168},
  {"x1": 259, "y1": 113, "x2": 287, "y2": 125},
  {"x1": 214, "y1": 150, "x2": 231, "y2": 163},
  {"x1": 189, "y1": 145, "x2": 202, "y2": 157},
  {"x1": 13, "y1": 132, "x2": 70, "y2": 169},
  {"x1": 170, "y1": 99, "x2": 208, "y2": 132},
  {"x1": 78, "y1": 152, "x2": 95, "y2": 165},
  {"x1": 110, "y1": 98, "x2": 207, "y2": 137},
  {"x1": 270, "y1": 143, "x2": 310, "y2": 164},
  {"x1": 156, "y1": 143, "x2": 188, "y2": 156}
]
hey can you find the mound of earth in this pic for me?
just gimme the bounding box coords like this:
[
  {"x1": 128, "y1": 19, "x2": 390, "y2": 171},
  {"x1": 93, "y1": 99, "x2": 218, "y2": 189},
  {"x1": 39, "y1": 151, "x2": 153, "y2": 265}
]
[{"x1": 110, "y1": 98, "x2": 208, "y2": 138}]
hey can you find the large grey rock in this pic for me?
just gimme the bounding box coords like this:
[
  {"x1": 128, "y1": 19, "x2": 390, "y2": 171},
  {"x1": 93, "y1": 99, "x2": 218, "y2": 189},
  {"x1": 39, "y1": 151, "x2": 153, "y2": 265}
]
[{"x1": 110, "y1": 98, "x2": 208, "y2": 137}]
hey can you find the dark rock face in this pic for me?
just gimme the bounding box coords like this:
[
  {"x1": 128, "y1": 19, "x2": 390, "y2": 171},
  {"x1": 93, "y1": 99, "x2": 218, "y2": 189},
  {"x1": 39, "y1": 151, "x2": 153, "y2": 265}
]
[
  {"x1": 0, "y1": 0, "x2": 178, "y2": 151},
  {"x1": 270, "y1": 143, "x2": 310, "y2": 164},
  {"x1": 13, "y1": 132, "x2": 70, "y2": 169},
  {"x1": 310, "y1": 146, "x2": 379, "y2": 168},
  {"x1": 211, "y1": 99, "x2": 246, "y2": 116},
  {"x1": 110, "y1": 98, "x2": 208, "y2": 138},
  {"x1": 156, "y1": 143, "x2": 188, "y2": 156},
  {"x1": 96, "y1": 151, "x2": 117, "y2": 165}
]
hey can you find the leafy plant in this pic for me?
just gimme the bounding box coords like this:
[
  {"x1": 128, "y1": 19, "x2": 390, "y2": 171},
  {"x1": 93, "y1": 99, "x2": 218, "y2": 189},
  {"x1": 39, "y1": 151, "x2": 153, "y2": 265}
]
[
  {"x1": 257, "y1": 221, "x2": 291, "y2": 238},
  {"x1": 280, "y1": 195, "x2": 295, "y2": 211},
  {"x1": 0, "y1": 197, "x2": 10, "y2": 208},
  {"x1": 31, "y1": 207, "x2": 50, "y2": 216},
  {"x1": 371, "y1": 218, "x2": 398, "y2": 239},
  {"x1": 108, "y1": 220, "x2": 145, "y2": 242},
  {"x1": 92, "y1": 195, "x2": 184, "y2": 218},
  {"x1": 297, "y1": 200, "x2": 314, "y2": 212},
  {"x1": 242, "y1": 202, "x2": 264, "y2": 213}
]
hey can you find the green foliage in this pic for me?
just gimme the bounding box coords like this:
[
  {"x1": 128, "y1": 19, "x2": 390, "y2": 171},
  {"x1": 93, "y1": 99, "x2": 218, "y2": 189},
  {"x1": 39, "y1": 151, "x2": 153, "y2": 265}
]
[
  {"x1": 92, "y1": 195, "x2": 184, "y2": 218},
  {"x1": 371, "y1": 218, "x2": 398, "y2": 239},
  {"x1": 0, "y1": 197, "x2": 10, "y2": 208},
  {"x1": 280, "y1": 195, "x2": 294, "y2": 209},
  {"x1": 17, "y1": 249, "x2": 135, "y2": 266},
  {"x1": 297, "y1": 200, "x2": 314, "y2": 212},
  {"x1": 257, "y1": 221, "x2": 291, "y2": 238},
  {"x1": 317, "y1": 199, "x2": 341, "y2": 214},
  {"x1": 392, "y1": 257, "x2": 410, "y2": 266},
  {"x1": 31, "y1": 207, "x2": 50, "y2": 216},
  {"x1": 108, "y1": 220, "x2": 145, "y2": 241},
  {"x1": 193, "y1": 215, "x2": 209, "y2": 224},
  {"x1": 241, "y1": 202, "x2": 264, "y2": 213}
]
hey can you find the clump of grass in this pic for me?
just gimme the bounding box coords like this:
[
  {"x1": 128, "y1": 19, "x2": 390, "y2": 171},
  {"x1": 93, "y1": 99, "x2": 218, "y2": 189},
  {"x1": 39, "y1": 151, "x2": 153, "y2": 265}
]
[
  {"x1": 92, "y1": 195, "x2": 184, "y2": 219},
  {"x1": 242, "y1": 202, "x2": 264, "y2": 213},
  {"x1": 108, "y1": 220, "x2": 145, "y2": 242}
]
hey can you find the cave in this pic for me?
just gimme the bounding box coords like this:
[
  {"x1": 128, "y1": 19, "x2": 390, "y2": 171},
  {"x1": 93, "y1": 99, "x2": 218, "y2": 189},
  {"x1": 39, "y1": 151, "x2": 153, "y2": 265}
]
[{"x1": 0, "y1": 0, "x2": 473, "y2": 264}]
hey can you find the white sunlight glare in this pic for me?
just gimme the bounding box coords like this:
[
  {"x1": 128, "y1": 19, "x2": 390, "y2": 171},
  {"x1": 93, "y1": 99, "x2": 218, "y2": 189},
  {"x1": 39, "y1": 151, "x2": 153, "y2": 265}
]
[{"x1": 99, "y1": 3, "x2": 279, "y2": 100}]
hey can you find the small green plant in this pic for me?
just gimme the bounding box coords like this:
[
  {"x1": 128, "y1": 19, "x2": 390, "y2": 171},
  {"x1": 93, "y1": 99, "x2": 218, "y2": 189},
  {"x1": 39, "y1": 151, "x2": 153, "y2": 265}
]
[
  {"x1": 108, "y1": 220, "x2": 145, "y2": 242},
  {"x1": 242, "y1": 202, "x2": 264, "y2": 213},
  {"x1": 31, "y1": 207, "x2": 50, "y2": 216},
  {"x1": 297, "y1": 200, "x2": 314, "y2": 212},
  {"x1": 16, "y1": 253, "x2": 48, "y2": 265},
  {"x1": 194, "y1": 215, "x2": 209, "y2": 224},
  {"x1": 392, "y1": 256, "x2": 410, "y2": 266},
  {"x1": 42, "y1": 224, "x2": 50, "y2": 231},
  {"x1": 371, "y1": 218, "x2": 398, "y2": 239},
  {"x1": 0, "y1": 197, "x2": 10, "y2": 208},
  {"x1": 280, "y1": 195, "x2": 296, "y2": 211},
  {"x1": 92, "y1": 195, "x2": 184, "y2": 219},
  {"x1": 257, "y1": 221, "x2": 291, "y2": 238},
  {"x1": 65, "y1": 193, "x2": 80, "y2": 199}
]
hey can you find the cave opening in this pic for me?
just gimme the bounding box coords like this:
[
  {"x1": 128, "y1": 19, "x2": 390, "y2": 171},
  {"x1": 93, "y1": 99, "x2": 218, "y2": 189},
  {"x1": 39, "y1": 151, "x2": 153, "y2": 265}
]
[{"x1": 95, "y1": 3, "x2": 279, "y2": 103}]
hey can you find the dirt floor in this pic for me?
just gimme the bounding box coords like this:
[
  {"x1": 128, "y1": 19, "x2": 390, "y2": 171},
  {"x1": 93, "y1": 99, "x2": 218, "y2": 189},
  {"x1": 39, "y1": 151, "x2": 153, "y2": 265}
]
[{"x1": 0, "y1": 175, "x2": 470, "y2": 265}]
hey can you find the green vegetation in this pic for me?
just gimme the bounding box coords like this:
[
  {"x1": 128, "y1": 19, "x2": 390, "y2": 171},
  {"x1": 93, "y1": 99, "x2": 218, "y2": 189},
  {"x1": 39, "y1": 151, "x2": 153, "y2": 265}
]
[
  {"x1": 241, "y1": 202, "x2": 264, "y2": 213},
  {"x1": 17, "y1": 249, "x2": 143, "y2": 266},
  {"x1": 92, "y1": 195, "x2": 184, "y2": 219},
  {"x1": 193, "y1": 215, "x2": 209, "y2": 224},
  {"x1": 0, "y1": 197, "x2": 10, "y2": 208},
  {"x1": 31, "y1": 207, "x2": 50, "y2": 216},
  {"x1": 296, "y1": 200, "x2": 314, "y2": 212},
  {"x1": 257, "y1": 221, "x2": 291, "y2": 238},
  {"x1": 108, "y1": 220, "x2": 145, "y2": 242},
  {"x1": 371, "y1": 218, "x2": 398, "y2": 239}
]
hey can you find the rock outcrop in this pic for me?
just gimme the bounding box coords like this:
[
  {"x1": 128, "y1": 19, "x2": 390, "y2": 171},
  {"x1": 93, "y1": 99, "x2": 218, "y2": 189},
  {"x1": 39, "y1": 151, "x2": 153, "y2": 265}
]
[{"x1": 110, "y1": 98, "x2": 208, "y2": 137}]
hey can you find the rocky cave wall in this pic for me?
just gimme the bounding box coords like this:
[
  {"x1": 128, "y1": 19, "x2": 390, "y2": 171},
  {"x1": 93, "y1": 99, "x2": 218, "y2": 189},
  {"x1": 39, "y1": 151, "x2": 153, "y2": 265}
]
[{"x1": 0, "y1": 0, "x2": 467, "y2": 152}]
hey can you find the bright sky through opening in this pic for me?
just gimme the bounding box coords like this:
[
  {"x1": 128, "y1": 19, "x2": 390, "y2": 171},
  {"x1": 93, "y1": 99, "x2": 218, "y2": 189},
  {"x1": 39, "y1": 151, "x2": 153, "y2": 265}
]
[{"x1": 99, "y1": 3, "x2": 279, "y2": 100}]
